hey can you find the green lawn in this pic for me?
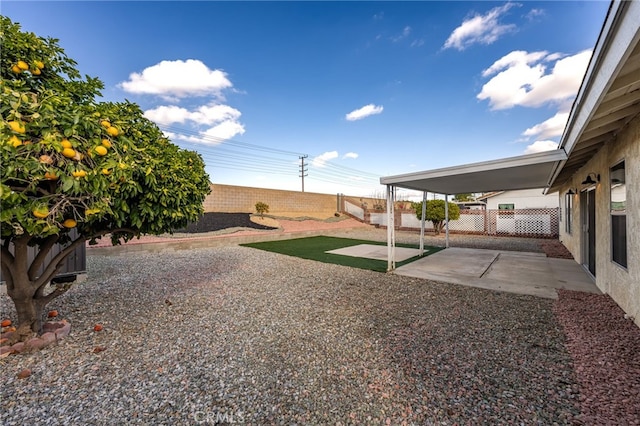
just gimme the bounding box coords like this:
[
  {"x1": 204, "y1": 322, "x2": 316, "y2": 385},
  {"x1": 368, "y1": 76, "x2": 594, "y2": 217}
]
[{"x1": 241, "y1": 236, "x2": 441, "y2": 272}]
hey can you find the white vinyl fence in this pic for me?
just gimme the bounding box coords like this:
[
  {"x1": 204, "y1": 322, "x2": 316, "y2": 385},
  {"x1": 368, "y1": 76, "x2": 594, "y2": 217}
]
[{"x1": 342, "y1": 199, "x2": 559, "y2": 237}]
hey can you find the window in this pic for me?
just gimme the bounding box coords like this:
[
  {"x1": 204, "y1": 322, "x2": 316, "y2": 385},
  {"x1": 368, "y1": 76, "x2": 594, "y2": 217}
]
[
  {"x1": 498, "y1": 203, "x2": 514, "y2": 210},
  {"x1": 610, "y1": 161, "x2": 627, "y2": 268},
  {"x1": 565, "y1": 192, "x2": 573, "y2": 234}
]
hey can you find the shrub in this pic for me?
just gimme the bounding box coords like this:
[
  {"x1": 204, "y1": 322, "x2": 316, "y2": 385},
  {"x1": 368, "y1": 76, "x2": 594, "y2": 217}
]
[{"x1": 255, "y1": 202, "x2": 269, "y2": 218}]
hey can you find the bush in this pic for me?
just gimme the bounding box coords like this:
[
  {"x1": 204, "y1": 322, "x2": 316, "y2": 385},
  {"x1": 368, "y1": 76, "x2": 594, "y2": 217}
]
[{"x1": 255, "y1": 202, "x2": 269, "y2": 218}]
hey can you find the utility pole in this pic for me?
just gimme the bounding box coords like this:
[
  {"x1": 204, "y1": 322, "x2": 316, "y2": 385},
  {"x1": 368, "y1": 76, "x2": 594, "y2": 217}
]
[{"x1": 299, "y1": 155, "x2": 308, "y2": 192}]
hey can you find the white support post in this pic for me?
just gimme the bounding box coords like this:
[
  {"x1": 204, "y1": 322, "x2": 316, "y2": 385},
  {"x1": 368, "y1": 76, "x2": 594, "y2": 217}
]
[
  {"x1": 444, "y1": 194, "x2": 450, "y2": 248},
  {"x1": 386, "y1": 185, "x2": 396, "y2": 271},
  {"x1": 419, "y1": 191, "x2": 427, "y2": 256}
]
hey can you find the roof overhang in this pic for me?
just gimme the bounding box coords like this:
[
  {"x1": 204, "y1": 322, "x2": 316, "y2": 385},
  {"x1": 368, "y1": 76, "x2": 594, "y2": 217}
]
[
  {"x1": 547, "y1": 0, "x2": 640, "y2": 192},
  {"x1": 380, "y1": 150, "x2": 567, "y2": 195}
]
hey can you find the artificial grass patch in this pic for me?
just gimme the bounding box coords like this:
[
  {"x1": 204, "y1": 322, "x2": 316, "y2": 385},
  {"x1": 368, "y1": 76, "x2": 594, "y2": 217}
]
[{"x1": 241, "y1": 236, "x2": 441, "y2": 272}]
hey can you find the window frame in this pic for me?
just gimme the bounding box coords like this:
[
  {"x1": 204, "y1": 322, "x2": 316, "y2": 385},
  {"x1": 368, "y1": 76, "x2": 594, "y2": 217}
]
[
  {"x1": 498, "y1": 203, "x2": 515, "y2": 211},
  {"x1": 564, "y1": 192, "x2": 573, "y2": 234},
  {"x1": 610, "y1": 160, "x2": 627, "y2": 269}
]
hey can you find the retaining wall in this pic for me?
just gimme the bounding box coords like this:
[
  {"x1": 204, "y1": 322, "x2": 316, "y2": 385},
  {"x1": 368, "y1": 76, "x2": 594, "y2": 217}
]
[{"x1": 203, "y1": 184, "x2": 341, "y2": 219}]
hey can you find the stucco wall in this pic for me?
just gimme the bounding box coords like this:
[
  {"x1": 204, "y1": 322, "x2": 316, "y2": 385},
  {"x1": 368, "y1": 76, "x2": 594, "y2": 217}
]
[
  {"x1": 482, "y1": 189, "x2": 559, "y2": 209},
  {"x1": 558, "y1": 116, "x2": 639, "y2": 326}
]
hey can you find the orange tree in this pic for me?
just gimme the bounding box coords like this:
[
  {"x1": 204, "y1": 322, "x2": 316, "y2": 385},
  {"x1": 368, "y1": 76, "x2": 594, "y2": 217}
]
[{"x1": 0, "y1": 17, "x2": 211, "y2": 340}]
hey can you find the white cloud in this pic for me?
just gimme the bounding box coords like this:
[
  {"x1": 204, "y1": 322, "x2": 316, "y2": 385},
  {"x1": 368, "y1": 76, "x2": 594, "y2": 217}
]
[
  {"x1": 345, "y1": 104, "x2": 384, "y2": 121},
  {"x1": 391, "y1": 26, "x2": 412, "y2": 42},
  {"x1": 524, "y1": 50, "x2": 592, "y2": 107},
  {"x1": 525, "y1": 8, "x2": 545, "y2": 21},
  {"x1": 144, "y1": 103, "x2": 245, "y2": 144},
  {"x1": 170, "y1": 120, "x2": 246, "y2": 145},
  {"x1": 201, "y1": 121, "x2": 246, "y2": 141},
  {"x1": 481, "y1": 50, "x2": 547, "y2": 77},
  {"x1": 144, "y1": 105, "x2": 191, "y2": 124},
  {"x1": 522, "y1": 111, "x2": 569, "y2": 140},
  {"x1": 524, "y1": 140, "x2": 558, "y2": 154},
  {"x1": 478, "y1": 49, "x2": 592, "y2": 110},
  {"x1": 120, "y1": 59, "x2": 232, "y2": 99},
  {"x1": 343, "y1": 152, "x2": 359, "y2": 159},
  {"x1": 443, "y1": 3, "x2": 519, "y2": 51},
  {"x1": 144, "y1": 104, "x2": 241, "y2": 126},
  {"x1": 312, "y1": 151, "x2": 339, "y2": 168}
]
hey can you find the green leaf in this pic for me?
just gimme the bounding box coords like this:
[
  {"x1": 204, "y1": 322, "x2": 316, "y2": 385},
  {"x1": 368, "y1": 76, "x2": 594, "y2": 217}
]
[{"x1": 61, "y1": 178, "x2": 73, "y2": 192}]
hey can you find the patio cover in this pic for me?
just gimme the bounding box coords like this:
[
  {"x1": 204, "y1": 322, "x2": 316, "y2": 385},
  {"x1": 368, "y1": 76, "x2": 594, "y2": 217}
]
[
  {"x1": 379, "y1": 149, "x2": 567, "y2": 195},
  {"x1": 379, "y1": 149, "x2": 567, "y2": 272}
]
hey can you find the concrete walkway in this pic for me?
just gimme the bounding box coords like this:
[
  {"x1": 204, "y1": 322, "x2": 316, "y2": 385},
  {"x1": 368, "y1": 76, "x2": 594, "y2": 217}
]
[{"x1": 393, "y1": 247, "x2": 600, "y2": 299}]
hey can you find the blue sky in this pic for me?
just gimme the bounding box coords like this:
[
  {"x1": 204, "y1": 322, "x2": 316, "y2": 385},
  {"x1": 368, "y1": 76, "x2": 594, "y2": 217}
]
[{"x1": 4, "y1": 1, "x2": 610, "y2": 197}]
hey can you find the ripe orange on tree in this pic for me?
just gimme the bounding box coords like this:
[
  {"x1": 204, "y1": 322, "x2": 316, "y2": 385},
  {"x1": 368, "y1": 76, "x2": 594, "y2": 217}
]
[
  {"x1": 8, "y1": 121, "x2": 25, "y2": 133},
  {"x1": 44, "y1": 171, "x2": 58, "y2": 180},
  {"x1": 32, "y1": 206, "x2": 49, "y2": 219},
  {"x1": 94, "y1": 145, "x2": 107, "y2": 156},
  {"x1": 61, "y1": 139, "x2": 72, "y2": 148},
  {"x1": 106, "y1": 126, "x2": 119, "y2": 137},
  {"x1": 62, "y1": 218, "x2": 77, "y2": 228},
  {"x1": 62, "y1": 148, "x2": 76, "y2": 158}
]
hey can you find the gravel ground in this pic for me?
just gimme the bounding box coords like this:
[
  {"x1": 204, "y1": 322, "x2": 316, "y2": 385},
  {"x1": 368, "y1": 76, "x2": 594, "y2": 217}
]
[
  {"x1": 1, "y1": 231, "x2": 638, "y2": 425},
  {"x1": 554, "y1": 290, "x2": 640, "y2": 425}
]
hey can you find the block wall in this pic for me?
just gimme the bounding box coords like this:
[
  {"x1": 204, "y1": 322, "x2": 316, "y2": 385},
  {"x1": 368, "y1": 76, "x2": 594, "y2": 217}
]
[{"x1": 203, "y1": 184, "x2": 340, "y2": 219}]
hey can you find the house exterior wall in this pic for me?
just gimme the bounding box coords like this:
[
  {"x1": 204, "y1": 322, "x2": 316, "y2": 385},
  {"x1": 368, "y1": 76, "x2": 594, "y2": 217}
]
[
  {"x1": 558, "y1": 116, "x2": 640, "y2": 327},
  {"x1": 482, "y1": 189, "x2": 559, "y2": 210}
]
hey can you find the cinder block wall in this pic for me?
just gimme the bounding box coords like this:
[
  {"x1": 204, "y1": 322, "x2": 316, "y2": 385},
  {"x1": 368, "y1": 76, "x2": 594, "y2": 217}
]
[{"x1": 203, "y1": 184, "x2": 340, "y2": 219}]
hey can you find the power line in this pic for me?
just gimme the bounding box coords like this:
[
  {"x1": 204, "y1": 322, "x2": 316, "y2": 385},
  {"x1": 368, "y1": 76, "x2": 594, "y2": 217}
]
[{"x1": 157, "y1": 124, "x2": 384, "y2": 192}]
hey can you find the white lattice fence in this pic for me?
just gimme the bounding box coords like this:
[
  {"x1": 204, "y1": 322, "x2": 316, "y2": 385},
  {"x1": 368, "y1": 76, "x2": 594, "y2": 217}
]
[
  {"x1": 449, "y1": 210, "x2": 485, "y2": 233},
  {"x1": 488, "y1": 208, "x2": 559, "y2": 237}
]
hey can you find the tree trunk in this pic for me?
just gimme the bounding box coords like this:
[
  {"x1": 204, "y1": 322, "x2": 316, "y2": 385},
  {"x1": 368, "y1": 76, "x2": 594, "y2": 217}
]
[
  {"x1": 1, "y1": 234, "x2": 73, "y2": 339},
  {"x1": 4, "y1": 238, "x2": 43, "y2": 337},
  {"x1": 433, "y1": 220, "x2": 443, "y2": 235},
  {"x1": 13, "y1": 296, "x2": 42, "y2": 339},
  {"x1": 2, "y1": 231, "x2": 94, "y2": 342}
]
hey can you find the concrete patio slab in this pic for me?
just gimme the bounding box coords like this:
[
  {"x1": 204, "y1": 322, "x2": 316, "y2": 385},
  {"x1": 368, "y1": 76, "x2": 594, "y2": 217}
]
[
  {"x1": 326, "y1": 244, "x2": 423, "y2": 262},
  {"x1": 393, "y1": 247, "x2": 600, "y2": 299}
]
